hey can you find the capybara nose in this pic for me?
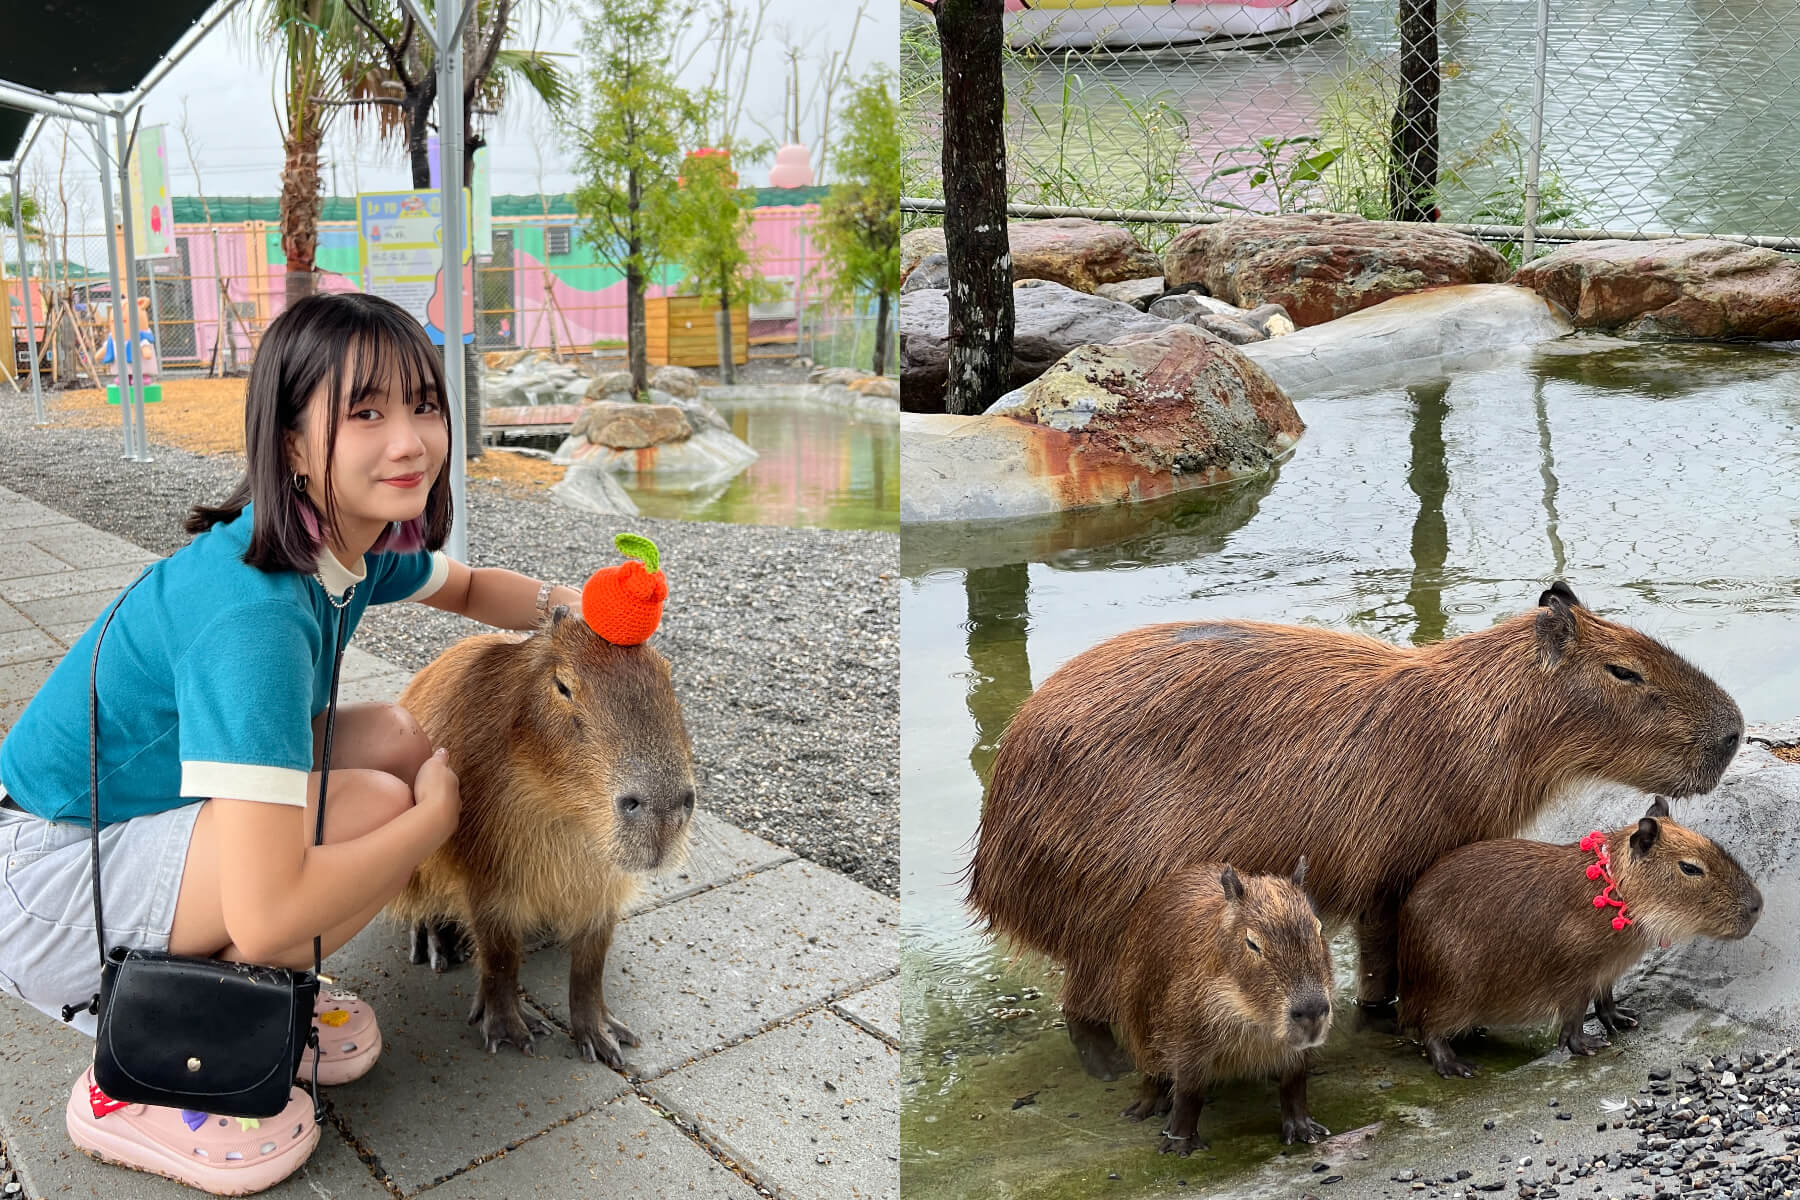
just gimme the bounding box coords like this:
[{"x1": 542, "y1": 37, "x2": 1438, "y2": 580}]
[
  {"x1": 617, "y1": 785, "x2": 696, "y2": 823},
  {"x1": 1715, "y1": 729, "x2": 1743, "y2": 764},
  {"x1": 1290, "y1": 997, "x2": 1329, "y2": 1025}
]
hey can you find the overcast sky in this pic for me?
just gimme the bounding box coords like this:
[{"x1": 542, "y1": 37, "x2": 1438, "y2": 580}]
[{"x1": 17, "y1": 0, "x2": 896, "y2": 224}]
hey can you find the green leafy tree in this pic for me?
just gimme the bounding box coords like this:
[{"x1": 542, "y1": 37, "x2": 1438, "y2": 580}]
[
  {"x1": 570, "y1": 0, "x2": 704, "y2": 399},
  {"x1": 664, "y1": 145, "x2": 777, "y2": 385},
  {"x1": 811, "y1": 69, "x2": 899, "y2": 376}
]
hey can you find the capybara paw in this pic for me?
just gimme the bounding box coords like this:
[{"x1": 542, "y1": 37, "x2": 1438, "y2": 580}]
[
  {"x1": 605, "y1": 1012, "x2": 641, "y2": 1048},
  {"x1": 1070, "y1": 1032, "x2": 1132, "y2": 1081},
  {"x1": 1160, "y1": 1133, "x2": 1207, "y2": 1156},
  {"x1": 1121, "y1": 1099, "x2": 1155, "y2": 1122},
  {"x1": 1595, "y1": 1002, "x2": 1640, "y2": 1033},
  {"x1": 573, "y1": 1021, "x2": 626, "y2": 1070},
  {"x1": 1433, "y1": 1057, "x2": 1478, "y2": 1079},
  {"x1": 472, "y1": 998, "x2": 552, "y2": 1055},
  {"x1": 1281, "y1": 1115, "x2": 1330, "y2": 1144},
  {"x1": 426, "y1": 921, "x2": 469, "y2": 972},
  {"x1": 1559, "y1": 1029, "x2": 1610, "y2": 1057}
]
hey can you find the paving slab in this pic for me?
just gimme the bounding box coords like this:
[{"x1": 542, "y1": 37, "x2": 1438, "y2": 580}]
[
  {"x1": 520, "y1": 859, "x2": 899, "y2": 1079},
  {"x1": 314, "y1": 923, "x2": 634, "y2": 1197},
  {"x1": 831, "y1": 976, "x2": 900, "y2": 1046},
  {"x1": 642, "y1": 813, "x2": 794, "y2": 906},
  {"x1": 648, "y1": 1011, "x2": 900, "y2": 1200},
  {"x1": 0, "y1": 503, "x2": 77, "y2": 533},
  {"x1": 0, "y1": 659, "x2": 56, "y2": 705},
  {"x1": 0, "y1": 602, "x2": 32, "y2": 634},
  {"x1": 0, "y1": 629, "x2": 61, "y2": 668},
  {"x1": 14, "y1": 591, "x2": 116, "y2": 629},
  {"x1": 0, "y1": 543, "x2": 73, "y2": 581},
  {"x1": 0, "y1": 563, "x2": 148, "y2": 605},
  {"x1": 423, "y1": 1092, "x2": 761, "y2": 1199},
  {"x1": 17, "y1": 527, "x2": 159, "y2": 572}
]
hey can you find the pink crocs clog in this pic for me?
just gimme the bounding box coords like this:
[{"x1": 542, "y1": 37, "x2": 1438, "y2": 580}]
[
  {"x1": 65, "y1": 1068, "x2": 320, "y2": 1196},
  {"x1": 304, "y1": 989, "x2": 382, "y2": 1087}
]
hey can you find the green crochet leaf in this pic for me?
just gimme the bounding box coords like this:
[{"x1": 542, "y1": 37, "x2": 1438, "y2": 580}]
[{"x1": 613, "y1": 532, "x2": 660, "y2": 573}]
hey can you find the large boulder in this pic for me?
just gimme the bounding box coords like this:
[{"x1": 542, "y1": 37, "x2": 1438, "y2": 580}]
[
  {"x1": 1239, "y1": 283, "x2": 1573, "y2": 400},
  {"x1": 649, "y1": 365, "x2": 702, "y2": 399},
  {"x1": 549, "y1": 459, "x2": 641, "y2": 517},
  {"x1": 558, "y1": 426, "x2": 759, "y2": 479},
  {"x1": 900, "y1": 218, "x2": 1162, "y2": 293},
  {"x1": 585, "y1": 370, "x2": 634, "y2": 401},
  {"x1": 901, "y1": 252, "x2": 950, "y2": 294},
  {"x1": 900, "y1": 280, "x2": 1173, "y2": 411},
  {"x1": 1095, "y1": 276, "x2": 1165, "y2": 309},
  {"x1": 902, "y1": 323, "x2": 1302, "y2": 522},
  {"x1": 572, "y1": 401, "x2": 691, "y2": 448},
  {"x1": 1512, "y1": 239, "x2": 1800, "y2": 340},
  {"x1": 1164, "y1": 213, "x2": 1513, "y2": 328}
]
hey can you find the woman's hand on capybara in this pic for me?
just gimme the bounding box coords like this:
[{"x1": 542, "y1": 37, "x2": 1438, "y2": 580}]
[{"x1": 413, "y1": 747, "x2": 462, "y2": 838}]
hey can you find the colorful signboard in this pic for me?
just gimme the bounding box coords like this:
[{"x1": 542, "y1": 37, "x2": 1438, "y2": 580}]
[
  {"x1": 128, "y1": 124, "x2": 175, "y2": 259},
  {"x1": 356, "y1": 189, "x2": 473, "y2": 345}
]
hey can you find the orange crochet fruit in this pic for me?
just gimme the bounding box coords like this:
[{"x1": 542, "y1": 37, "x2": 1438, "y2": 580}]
[{"x1": 582, "y1": 533, "x2": 668, "y2": 646}]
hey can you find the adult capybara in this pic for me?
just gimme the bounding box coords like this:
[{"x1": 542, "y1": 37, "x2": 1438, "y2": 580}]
[
  {"x1": 1115, "y1": 859, "x2": 1334, "y2": 1154},
  {"x1": 967, "y1": 582, "x2": 1743, "y2": 1077},
  {"x1": 388, "y1": 605, "x2": 697, "y2": 1067},
  {"x1": 1398, "y1": 796, "x2": 1760, "y2": 1077}
]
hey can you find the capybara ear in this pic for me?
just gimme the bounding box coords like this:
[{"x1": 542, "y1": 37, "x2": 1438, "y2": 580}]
[
  {"x1": 550, "y1": 604, "x2": 570, "y2": 627},
  {"x1": 1220, "y1": 865, "x2": 1245, "y2": 902},
  {"x1": 1630, "y1": 816, "x2": 1662, "y2": 858},
  {"x1": 1535, "y1": 591, "x2": 1579, "y2": 668},
  {"x1": 1645, "y1": 795, "x2": 1672, "y2": 819},
  {"x1": 1291, "y1": 856, "x2": 1308, "y2": 889},
  {"x1": 1538, "y1": 579, "x2": 1584, "y2": 610}
]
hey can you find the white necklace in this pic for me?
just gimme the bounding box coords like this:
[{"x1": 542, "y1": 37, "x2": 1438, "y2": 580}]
[{"x1": 314, "y1": 572, "x2": 355, "y2": 609}]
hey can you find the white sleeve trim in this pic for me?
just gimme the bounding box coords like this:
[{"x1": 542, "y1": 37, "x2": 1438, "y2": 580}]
[
  {"x1": 181, "y1": 762, "x2": 310, "y2": 807},
  {"x1": 401, "y1": 551, "x2": 452, "y2": 603}
]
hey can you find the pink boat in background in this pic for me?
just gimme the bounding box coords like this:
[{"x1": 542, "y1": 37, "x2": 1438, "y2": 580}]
[{"x1": 1002, "y1": 0, "x2": 1347, "y2": 50}]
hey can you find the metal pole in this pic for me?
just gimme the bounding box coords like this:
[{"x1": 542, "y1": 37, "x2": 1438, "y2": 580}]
[
  {"x1": 114, "y1": 110, "x2": 150, "y2": 462},
  {"x1": 1521, "y1": 0, "x2": 1552, "y2": 264},
  {"x1": 437, "y1": 0, "x2": 469, "y2": 562},
  {"x1": 93, "y1": 121, "x2": 135, "y2": 459},
  {"x1": 11, "y1": 170, "x2": 46, "y2": 422}
]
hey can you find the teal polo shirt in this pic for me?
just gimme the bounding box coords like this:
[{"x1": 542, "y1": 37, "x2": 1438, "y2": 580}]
[{"x1": 0, "y1": 505, "x2": 449, "y2": 826}]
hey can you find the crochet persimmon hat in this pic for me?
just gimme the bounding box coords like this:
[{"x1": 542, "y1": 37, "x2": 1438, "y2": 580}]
[{"x1": 582, "y1": 533, "x2": 668, "y2": 646}]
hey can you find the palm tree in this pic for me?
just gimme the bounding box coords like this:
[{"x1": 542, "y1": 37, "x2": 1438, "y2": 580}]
[
  {"x1": 338, "y1": 0, "x2": 573, "y2": 190},
  {"x1": 262, "y1": 0, "x2": 374, "y2": 306}
]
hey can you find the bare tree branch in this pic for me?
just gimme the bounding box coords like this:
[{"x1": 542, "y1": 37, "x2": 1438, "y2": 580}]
[{"x1": 343, "y1": 0, "x2": 414, "y2": 89}]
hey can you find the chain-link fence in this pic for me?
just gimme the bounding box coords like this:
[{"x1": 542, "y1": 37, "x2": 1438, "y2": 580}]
[
  {"x1": 901, "y1": 0, "x2": 1800, "y2": 257},
  {"x1": 6, "y1": 193, "x2": 888, "y2": 383}
]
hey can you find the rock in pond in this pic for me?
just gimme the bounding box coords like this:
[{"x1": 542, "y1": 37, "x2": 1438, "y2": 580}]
[{"x1": 1512, "y1": 238, "x2": 1800, "y2": 340}]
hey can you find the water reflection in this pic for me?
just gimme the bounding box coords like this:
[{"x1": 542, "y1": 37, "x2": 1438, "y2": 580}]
[
  {"x1": 623, "y1": 397, "x2": 899, "y2": 532},
  {"x1": 963, "y1": 565, "x2": 1034, "y2": 787},
  {"x1": 1404, "y1": 378, "x2": 1451, "y2": 645}
]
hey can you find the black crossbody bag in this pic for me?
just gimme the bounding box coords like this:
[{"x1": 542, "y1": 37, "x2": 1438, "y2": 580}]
[{"x1": 64, "y1": 566, "x2": 351, "y2": 1122}]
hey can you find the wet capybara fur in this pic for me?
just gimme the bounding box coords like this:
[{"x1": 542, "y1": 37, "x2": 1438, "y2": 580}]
[
  {"x1": 967, "y1": 582, "x2": 1743, "y2": 1076},
  {"x1": 388, "y1": 606, "x2": 697, "y2": 1067},
  {"x1": 1399, "y1": 797, "x2": 1761, "y2": 1077},
  {"x1": 1115, "y1": 860, "x2": 1334, "y2": 1154}
]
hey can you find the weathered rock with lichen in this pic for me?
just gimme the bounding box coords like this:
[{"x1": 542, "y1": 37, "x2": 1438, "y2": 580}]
[
  {"x1": 572, "y1": 401, "x2": 691, "y2": 447},
  {"x1": 650, "y1": 365, "x2": 702, "y2": 399},
  {"x1": 901, "y1": 218, "x2": 1162, "y2": 293},
  {"x1": 1164, "y1": 213, "x2": 1512, "y2": 327},
  {"x1": 1512, "y1": 238, "x2": 1800, "y2": 340}
]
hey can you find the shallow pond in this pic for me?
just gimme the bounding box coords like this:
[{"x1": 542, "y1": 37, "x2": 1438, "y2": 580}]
[
  {"x1": 899, "y1": 340, "x2": 1800, "y2": 1197},
  {"x1": 500, "y1": 393, "x2": 899, "y2": 533}
]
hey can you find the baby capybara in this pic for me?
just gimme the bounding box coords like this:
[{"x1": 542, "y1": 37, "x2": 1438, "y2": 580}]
[
  {"x1": 389, "y1": 605, "x2": 697, "y2": 1067},
  {"x1": 1398, "y1": 797, "x2": 1761, "y2": 1077},
  {"x1": 969, "y1": 582, "x2": 1743, "y2": 1077},
  {"x1": 1114, "y1": 859, "x2": 1334, "y2": 1154}
]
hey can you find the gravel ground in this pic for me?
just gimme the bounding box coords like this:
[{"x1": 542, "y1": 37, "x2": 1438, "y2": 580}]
[
  {"x1": 1360, "y1": 1051, "x2": 1800, "y2": 1200},
  {"x1": 0, "y1": 389, "x2": 899, "y2": 897}
]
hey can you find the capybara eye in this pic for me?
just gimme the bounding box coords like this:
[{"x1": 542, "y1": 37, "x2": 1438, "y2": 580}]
[
  {"x1": 619, "y1": 795, "x2": 642, "y2": 814},
  {"x1": 1606, "y1": 663, "x2": 1644, "y2": 684},
  {"x1": 1680, "y1": 861, "x2": 1705, "y2": 877},
  {"x1": 554, "y1": 678, "x2": 572, "y2": 699},
  {"x1": 680, "y1": 788, "x2": 696, "y2": 811},
  {"x1": 1246, "y1": 937, "x2": 1261, "y2": 954}
]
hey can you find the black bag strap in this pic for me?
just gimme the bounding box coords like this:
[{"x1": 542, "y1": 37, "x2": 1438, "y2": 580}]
[{"x1": 69, "y1": 568, "x2": 349, "y2": 1043}]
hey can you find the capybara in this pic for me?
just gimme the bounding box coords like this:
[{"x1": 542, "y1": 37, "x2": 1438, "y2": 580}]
[
  {"x1": 1398, "y1": 797, "x2": 1760, "y2": 1077},
  {"x1": 388, "y1": 605, "x2": 697, "y2": 1066},
  {"x1": 967, "y1": 582, "x2": 1743, "y2": 1077},
  {"x1": 1114, "y1": 859, "x2": 1334, "y2": 1154}
]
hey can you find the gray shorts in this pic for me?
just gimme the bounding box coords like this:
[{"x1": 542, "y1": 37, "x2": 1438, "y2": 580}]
[{"x1": 0, "y1": 792, "x2": 201, "y2": 1037}]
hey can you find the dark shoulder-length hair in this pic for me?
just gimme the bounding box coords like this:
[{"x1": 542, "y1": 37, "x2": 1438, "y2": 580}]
[{"x1": 186, "y1": 291, "x2": 455, "y2": 572}]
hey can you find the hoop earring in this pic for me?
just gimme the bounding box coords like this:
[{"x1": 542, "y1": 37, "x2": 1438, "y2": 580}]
[{"x1": 292, "y1": 472, "x2": 307, "y2": 493}]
